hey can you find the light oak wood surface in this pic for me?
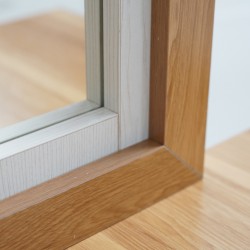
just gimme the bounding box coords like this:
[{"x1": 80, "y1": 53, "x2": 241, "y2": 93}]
[
  {"x1": 69, "y1": 131, "x2": 250, "y2": 249},
  {"x1": 0, "y1": 11, "x2": 86, "y2": 128},
  {"x1": 150, "y1": 0, "x2": 215, "y2": 172},
  {"x1": 0, "y1": 140, "x2": 200, "y2": 250}
]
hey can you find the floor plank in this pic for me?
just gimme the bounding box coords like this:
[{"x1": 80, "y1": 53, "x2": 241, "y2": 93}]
[
  {"x1": 69, "y1": 131, "x2": 250, "y2": 249},
  {"x1": 0, "y1": 12, "x2": 86, "y2": 128}
]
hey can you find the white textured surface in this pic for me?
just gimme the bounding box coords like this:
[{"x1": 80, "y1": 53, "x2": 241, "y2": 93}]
[
  {"x1": 206, "y1": 0, "x2": 250, "y2": 148},
  {"x1": 103, "y1": 0, "x2": 151, "y2": 149},
  {"x1": 85, "y1": 0, "x2": 103, "y2": 105},
  {"x1": 103, "y1": 0, "x2": 120, "y2": 113},
  {"x1": 119, "y1": 0, "x2": 151, "y2": 149},
  {"x1": 0, "y1": 108, "x2": 118, "y2": 200}
]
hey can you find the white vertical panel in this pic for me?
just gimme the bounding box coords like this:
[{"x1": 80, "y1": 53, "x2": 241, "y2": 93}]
[
  {"x1": 120, "y1": 0, "x2": 151, "y2": 149},
  {"x1": 103, "y1": 0, "x2": 152, "y2": 149},
  {"x1": 85, "y1": 0, "x2": 103, "y2": 105},
  {"x1": 103, "y1": 0, "x2": 120, "y2": 113}
]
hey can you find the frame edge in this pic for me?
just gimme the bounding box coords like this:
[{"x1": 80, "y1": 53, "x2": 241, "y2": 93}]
[{"x1": 0, "y1": 140, "x2": 200, "y2": 250}]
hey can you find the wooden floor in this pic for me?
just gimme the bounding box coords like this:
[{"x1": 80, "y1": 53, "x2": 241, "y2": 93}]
[
  {"x1": 69, "y1": 131, "x2": 250, "y2": 249},
  {"x1": 0, "y1": 12, "x2": 86, "y2": 128}
]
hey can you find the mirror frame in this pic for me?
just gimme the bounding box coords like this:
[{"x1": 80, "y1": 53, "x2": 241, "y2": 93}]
[
  {"x1": 0, "y1": 0, "x2": 102, "y2": 144},
  {"x1": 0, "y1": 0, "x2": 152, "y2": 200},
  {"x1": 0, "y1": 0, "x2": 215, "y2": 249}
]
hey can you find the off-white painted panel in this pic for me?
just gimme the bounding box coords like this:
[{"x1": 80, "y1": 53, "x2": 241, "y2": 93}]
[
  {"x1": 0, "y1": 109, "x2": 118, "y2": 200},
  {"x1": 103, "y1": 0, "x2": 151, "y2": 149},
  {"x1": 85, "y1": 0, "x2": 103, "y2": 105},
  {"x1": 103, "y1": 0, "x2": 120, "y2": 113},
  {"x1": 0, "y1": 0, "x2": 152, "y2": 200},
  {"x1": 119, "y1": 0, "x2": 151, "y2": 149}
]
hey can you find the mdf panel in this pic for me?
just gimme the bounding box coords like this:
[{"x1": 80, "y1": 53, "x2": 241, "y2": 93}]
[
  {"x1": 120, "y1": 0, "x2": 152, "y2": 149},
  {"x1": 103, "y1": 0, "x2": 120, "y2": 112},
  {"x1": 85, "y1": 0, "x2": 103, "y2": 105},
  {"x1": 103, "y1": 0, "x2": 152, "y2": 149},
  {"x1": 0, "y1": 109, "x2": 118, "y2": 200}
]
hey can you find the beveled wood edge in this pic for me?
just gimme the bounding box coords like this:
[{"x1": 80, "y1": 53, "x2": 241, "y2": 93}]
[
  {"x1": 0, "y1": 140, "x2": 161, "y2": 219},
  {"x1": 0, "y1": 140, "x2": 200, "y2": 250}
]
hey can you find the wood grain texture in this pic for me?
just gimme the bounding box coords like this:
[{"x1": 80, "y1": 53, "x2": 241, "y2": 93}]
[
  {"x1": 70, "y1": 131, "x2": 250, "y2": 250},
  {"x1": 0, "y1": 108, "x2": 118, "y2": 200},
  {"x1": 0, "y1": 140, "x2": 200, "y2": 250},
  {"x1": 0, "y1": 11, "x2": 87, "y2": 129},
  {"x1": 150, "y1": 0, "x2": 215, "y2": 172}
]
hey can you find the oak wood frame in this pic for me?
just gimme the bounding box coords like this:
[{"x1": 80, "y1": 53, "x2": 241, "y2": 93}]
[{"x1": 0, "y1": 0, "x2": 215, "y2": 249}]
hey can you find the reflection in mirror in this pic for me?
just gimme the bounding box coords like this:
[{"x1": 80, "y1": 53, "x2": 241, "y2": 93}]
[{"x1": 0, "y1": 0, "x2": 102, "y2": 143}]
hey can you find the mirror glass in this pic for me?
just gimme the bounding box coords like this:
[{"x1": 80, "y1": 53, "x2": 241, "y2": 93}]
[{"x1": 0, "y1": 0, "x2": 102, "y2": 143}]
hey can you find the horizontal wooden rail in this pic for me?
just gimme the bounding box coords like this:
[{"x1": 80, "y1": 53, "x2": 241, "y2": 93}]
[{"x1": 0, "y1": 140, "x2": 200, "y2": 249}]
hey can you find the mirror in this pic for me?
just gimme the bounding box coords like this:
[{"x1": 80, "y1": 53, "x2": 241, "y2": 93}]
[{"x1": 0, "y1": 0, "x2": 103, "y2": 143}]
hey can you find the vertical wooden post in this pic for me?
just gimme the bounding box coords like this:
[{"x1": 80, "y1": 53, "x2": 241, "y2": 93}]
[{"x1": 150, "y1": 0, "x2": 215, "y2": 172}]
